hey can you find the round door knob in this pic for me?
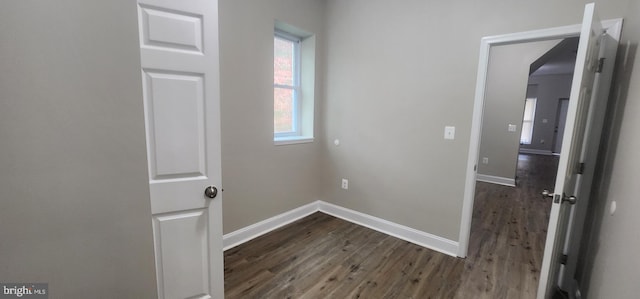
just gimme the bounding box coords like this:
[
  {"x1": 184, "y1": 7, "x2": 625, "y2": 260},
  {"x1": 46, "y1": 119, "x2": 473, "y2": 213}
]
[
  {"x1": 541, "y1": 189, "x2": 554, "y2": 199},
  {"x1": 204, "y1": 186, "x2": 218, "y2": 199},
  {"x1": 562, "y1": 195, "x2": 577, "y2": 205}
]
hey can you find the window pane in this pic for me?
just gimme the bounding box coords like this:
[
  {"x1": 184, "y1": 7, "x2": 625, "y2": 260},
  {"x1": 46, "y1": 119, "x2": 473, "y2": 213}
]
[
  {"x1": 521, "y1": 98, "x2": 536, "y2": 144},
  {"x1": 521, "y1": 122, "x2": 532, "y2": 144},
  {"x1": 274, "y1": 87, "x2": 294, "y2": 133},
  {"x1": 274, "y1": 37, "x2": 294, "y2": 86},
  {"x1": 523, "y1": 99, "x2": 536, "y2": 121}
]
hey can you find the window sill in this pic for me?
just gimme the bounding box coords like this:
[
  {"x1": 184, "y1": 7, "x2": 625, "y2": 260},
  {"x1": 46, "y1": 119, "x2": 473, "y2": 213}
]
[{"x1": 274, "y1": 136, "x2": 314, "y2": 146}]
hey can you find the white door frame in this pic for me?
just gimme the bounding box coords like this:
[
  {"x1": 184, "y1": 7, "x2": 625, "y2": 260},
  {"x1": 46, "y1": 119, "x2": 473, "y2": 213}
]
[{"x1": 457, "y1": 18, "x2": 623, "y2": 259}]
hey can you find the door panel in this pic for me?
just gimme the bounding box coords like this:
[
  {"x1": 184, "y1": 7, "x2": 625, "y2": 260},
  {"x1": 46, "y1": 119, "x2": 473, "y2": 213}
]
[
  {"x1": 537, "y1": 3, "x2": 602, "y2": 298},
  {"x1": 139, "y1": 6, "x2": 204, "y2": 53},
  {"x1": 137, "y1": 0, "x2": 224, "y2": 298},
  {"x1": 153, "y1": 210, "x2": 210, "y2": 299},
  {"x1": 143, "y1": 70, "x2": 206, "y2": 180}
]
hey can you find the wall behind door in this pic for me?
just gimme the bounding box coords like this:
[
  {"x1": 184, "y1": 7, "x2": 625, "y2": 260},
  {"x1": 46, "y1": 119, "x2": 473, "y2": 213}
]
[{"x1": 0, "y1": 1, "x2": 157, "y2": 297}]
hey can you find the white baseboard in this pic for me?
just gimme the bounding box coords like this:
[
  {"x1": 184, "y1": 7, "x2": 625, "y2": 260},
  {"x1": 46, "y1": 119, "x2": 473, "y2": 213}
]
[
  {"x1": 222, "y1": 201, "x2": 319, "y2": 251},
  {"x1": 519, "y1": 148, "x2": 554, "y2": 156},
  {"x1": 223, "y1": 200, "x2": 460, "y2": 257},
  {"x1": 318, "y1": 201, "x2": 459, "y2": 257},
  {"x1": 476, "y1": 174, "x2": 516, "y2": 187}
]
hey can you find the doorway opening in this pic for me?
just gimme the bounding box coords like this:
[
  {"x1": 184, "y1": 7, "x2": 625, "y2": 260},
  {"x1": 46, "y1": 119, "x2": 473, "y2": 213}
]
[
  {"x1": 474, "y1": 37, "x2": 579, "y2": 189},
  {"x1": 519, "y1": 37, "x2": 579, "y2": 160},
  {"x1": 464, "y1": 37, "x2": 578, "y2": 295}
]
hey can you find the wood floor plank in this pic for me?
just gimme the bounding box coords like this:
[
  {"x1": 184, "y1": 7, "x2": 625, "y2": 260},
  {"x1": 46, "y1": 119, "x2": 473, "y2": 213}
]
[
  {"x1": 324, "y1": 235, "x2": 398, "y2": 298},
  {"x1": 224, "y1": 214, "x2": 356, "y2": 297},
  {"x1": 344, "y1": 239, "x2": 415, "y2": 298},
  {"x1": 224, "y1": 154, "x2": 557, "y2": 298},
  {"x1": 254, "y1": 222, "x2": 370, "y2": 298}
]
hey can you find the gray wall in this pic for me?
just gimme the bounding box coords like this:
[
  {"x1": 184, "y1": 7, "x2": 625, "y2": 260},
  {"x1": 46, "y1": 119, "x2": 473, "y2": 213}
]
[
  {"x1": 218, "y1": 0, "x2": 325, "y2": 233},
  {"x1": 0, "y1": 1, "x2": 157, "y2": 297},
  {"x1": 477, "y1": 41, "x2": 559, "y2": 181},
  {"x1": 320, "y1": 0, "x2": 626, "y2": 241},
  {"x1": 520, "y1": 74, "x2": 574, "y2": 153}
]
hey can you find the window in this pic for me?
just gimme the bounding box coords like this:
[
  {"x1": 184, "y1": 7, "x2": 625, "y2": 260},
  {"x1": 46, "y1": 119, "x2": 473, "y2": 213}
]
[
  {"x1": 274, "y1": 31, "x2": 301, "y2": 138},
  {"x1": 520, "y1": 98, "x2": 537, "y2": 144},
  {"x1": 273, "y1": 22, "x2": 316, "y2": 145}
]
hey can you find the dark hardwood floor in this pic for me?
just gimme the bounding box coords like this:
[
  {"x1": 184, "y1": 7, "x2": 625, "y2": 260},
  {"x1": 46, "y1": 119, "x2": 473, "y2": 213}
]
[{"x1": 224, "y1": 154, "x2": 559, "y2": 298}]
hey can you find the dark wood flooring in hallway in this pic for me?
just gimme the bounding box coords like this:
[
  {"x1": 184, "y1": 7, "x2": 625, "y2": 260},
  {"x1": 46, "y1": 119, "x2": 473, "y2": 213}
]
[{"x1": 224, "y1": 154, "x2": 559, "y2": 298}]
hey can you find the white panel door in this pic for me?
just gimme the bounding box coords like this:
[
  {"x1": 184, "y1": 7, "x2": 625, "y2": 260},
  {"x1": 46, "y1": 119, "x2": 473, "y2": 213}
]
[
  {"x1": 558, "y1": 21, "x2": 621, "y2": 293},
  {"x1": 537, "y1": 3, "x2": 602, "y2": 298},
  {"x1": 137, "y1": 0, "x2": 223, "y2": 298}
]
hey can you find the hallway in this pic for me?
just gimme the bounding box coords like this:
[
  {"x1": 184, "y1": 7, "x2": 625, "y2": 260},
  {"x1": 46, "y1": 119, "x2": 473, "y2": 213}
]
[{"x1": 458, "y1": 153, "x2": 558, "y2": 298}]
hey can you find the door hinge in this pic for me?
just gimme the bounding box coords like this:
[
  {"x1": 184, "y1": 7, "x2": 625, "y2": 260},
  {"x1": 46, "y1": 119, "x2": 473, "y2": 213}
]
[
  {"x1": 560, "y1": 254, "x2": 568, "y2": 265},
  {"x1": 577, "y1": 162, "x2": 585, "y2": 174},
  {"x1": 596, "y1": 57, "x2": 605, "y2": 73}
]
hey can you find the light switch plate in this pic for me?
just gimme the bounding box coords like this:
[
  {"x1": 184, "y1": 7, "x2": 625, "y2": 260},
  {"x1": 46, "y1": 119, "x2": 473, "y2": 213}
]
[
  {"x1": 508, "y1": 124, "x2": 517, "y2": 132},
  {"x1": 444, "y1": 126, "x2": 455, "y2": 140}
]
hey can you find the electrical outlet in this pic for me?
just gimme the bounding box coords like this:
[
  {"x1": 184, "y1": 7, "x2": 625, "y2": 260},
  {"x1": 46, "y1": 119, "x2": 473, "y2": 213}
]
[
  {"x1": 341, "y1": 178, "x2": 349, "y2": 190},
  {"x1": 482, "y1": 157, "x2": 489, "y2": 164},
  {"x1": 444, "y1": 126, "x2": 455, "y2": 140}
]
